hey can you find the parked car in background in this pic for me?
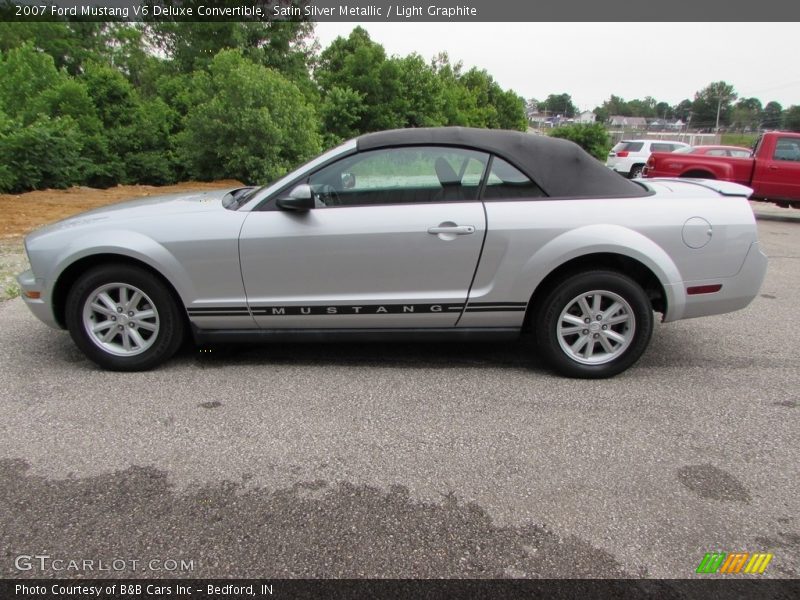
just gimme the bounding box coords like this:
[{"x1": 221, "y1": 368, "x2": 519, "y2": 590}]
[
  {"x1": 670, "y1": 145, "x2": 753, "y2": 158},
  {"x1": 606, "y1": 139, "x2": 690, "y2": 178},
  {"x1": 643, "y1": 131, "x2": 800, "y2": 207},
  {"x1": 17, "y1": 127, "x2": 767, "y2": 378}
]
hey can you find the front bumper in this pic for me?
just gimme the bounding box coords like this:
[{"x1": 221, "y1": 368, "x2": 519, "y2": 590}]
[{"x1": 16, "y1": 269, "x2": 61, "y2": 329}]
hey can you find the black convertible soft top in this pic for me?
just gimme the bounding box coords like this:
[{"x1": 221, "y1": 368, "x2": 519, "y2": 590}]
[{"x1": 357, "y1": 127, "x2": 648, "y2": 198}]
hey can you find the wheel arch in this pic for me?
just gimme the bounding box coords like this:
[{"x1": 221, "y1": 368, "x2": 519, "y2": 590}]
[
  {"x1": 51, "y1": 253, "x2": 187, "y2": 330},
  {"x1": 523, "y1": 252, "x2": 668, "y2": 332},
  {"x1": 681, "y1": 169, "x2": 717, "y2": 179}
]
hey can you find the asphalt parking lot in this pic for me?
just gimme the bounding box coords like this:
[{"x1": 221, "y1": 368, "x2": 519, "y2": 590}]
[{"x1": 0, "y1": 220, "x2": 798, "y2": 580}]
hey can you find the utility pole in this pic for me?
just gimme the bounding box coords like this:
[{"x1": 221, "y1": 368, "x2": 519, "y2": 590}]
[{"x1": 714, "y1": 86, "x2": 733, "y2": 133}]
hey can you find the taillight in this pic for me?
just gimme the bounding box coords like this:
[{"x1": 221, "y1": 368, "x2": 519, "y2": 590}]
[
  {"x1": 646, "y1": 156, "x2": 655, "y2": 167},
  {"x1": 616, "y1": 151, "x2": 629, "y2": 157}
]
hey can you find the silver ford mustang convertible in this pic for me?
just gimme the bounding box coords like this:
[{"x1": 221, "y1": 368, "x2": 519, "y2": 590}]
[{"x1": 17, "y1": 128, "x2": 767, "y2": 378}]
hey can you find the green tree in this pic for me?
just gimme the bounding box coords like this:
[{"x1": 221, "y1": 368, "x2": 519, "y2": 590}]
[
  {"x1": 146, "y1": 20, "x2": 313, "y2": 75},
  {"x1": 432, "y1": 53, "x2": 480, "y2": 127},
  {"x1": 731, "y1": 97, "x2": 762, "y2": 131},
  {"x1": 316, "y1": 27, "x2": 404, "y2": 133},
  {"x1": 394, "y1": 53, "x2": 445, "y2": 128},
  {"x1": 0, "y1": 43, "x2": 64, "y2": 123},
  {"x1": 594, "y1": 95, "x2": 630, "y2": 122},
  {"x1": 492, "y1": 88, "x2": 527, "y2": 130},
  {"x1": 655, "y1": 101, "x2": 673, "y2": 120},
  {"x1": 548, "y1": 123, "x2": 611, "y2": 161},
  {"x1": 177, "y1": 50, "x2": 321, "y2": 183},
  {"x1": 627, "y1": 96, "x2": 657, "y2": 118},
  {"x1": 0, "y1": 22, "x2": 113, "y2": 75},
  {"x1": 0, "y1": 44, "x2": 112, "y2": 188},
  {"x1": 0, "y1": 116, "x2": 87, "y2": 192},
  {"x1": 783, "y1": 105, "x2": 800, "y2": 132},
  {"x1": 762, "y1": 101, "x2": 783, "y2": 129},
  {"x1": 318, "y1": 86, "x2": 365, "y2": 147},
  {"x1": 541, "y1": 93, "x2": 576, "y2": 118},
  {"x1": 691, "y1": 81, "x2": 737, "y2": 130},
  {"x1": 673, "y1": 99, "x2": 693, "y2": 123},
  {"x1": 457, "y1": 68, "x2": 526, "y2": 130},
  {"x1": 80, "y1": 62, "x2": 179, "y2": 185}
]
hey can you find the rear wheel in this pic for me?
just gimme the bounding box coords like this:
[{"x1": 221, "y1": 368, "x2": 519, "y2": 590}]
[
  {"x1": 534, "y1": 271, "x2": 654, "y2": 378},
  {"x1": 628, "y1": 164, "x2": 644, "y2": 179},
  {"x1": 65, "y1": 264, "x2": 185, "y2": 371}
]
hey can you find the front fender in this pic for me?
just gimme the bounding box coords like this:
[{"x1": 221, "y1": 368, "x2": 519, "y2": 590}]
[
  {"x1": 47, "y1": 230, "x2": 196, "y2": 304},
  {"x1": 512, "y1": 224, "x2": 686, "y2": 321}
]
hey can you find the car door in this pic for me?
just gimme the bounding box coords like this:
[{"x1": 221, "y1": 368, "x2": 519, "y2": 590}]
[
  {"x1": 752, "y1": 136, "x2": 800, "y2": 200},
  {"x1": 238, "y1": 146, "x2": 489, "y2": 328}
]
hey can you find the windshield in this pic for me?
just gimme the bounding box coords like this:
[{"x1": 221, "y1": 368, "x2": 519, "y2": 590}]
[
  {"x1": 673, "y1": 146, "x2": 694, "y2": 154},
  {"x1": 233, "y1": 139, "x2": 357, "y2": 210}
]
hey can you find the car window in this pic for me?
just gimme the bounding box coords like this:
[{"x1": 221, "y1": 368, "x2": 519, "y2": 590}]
[
  {"x1": 306, "y1": 146, "x2": 489, "y2": 207},
  {"x1": 674, "y1": 146, "x2": 694, "y2": 154},
  {"x1": 482, "y1": 157, "x2": 545, "y2": 200},
  {"x1": 773, "y1": 138, "x2": 800, "y2": 162},
  {"x1": 707, "y1": 149, "x2": 728, "y2": 156},
  {"x1": 729, "y1": 149, "x2": 751, "y2": 158},
  {"x1": 614, "y1": 141, "x2": 644, "y2": 153}
]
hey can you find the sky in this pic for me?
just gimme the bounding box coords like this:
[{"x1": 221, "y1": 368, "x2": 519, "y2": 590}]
[{"x1": 313, "y1": 22, "x2": 800, "y2": 111}]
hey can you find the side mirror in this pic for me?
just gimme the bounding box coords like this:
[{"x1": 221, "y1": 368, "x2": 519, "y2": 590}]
[{"x1": 276, "y1": 184, "x2": 313, "y2": 211}]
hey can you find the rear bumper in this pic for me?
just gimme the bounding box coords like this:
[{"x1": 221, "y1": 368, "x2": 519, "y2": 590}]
[{"x1": 667, "y1": 241, "x2": 768, "y2": 321}]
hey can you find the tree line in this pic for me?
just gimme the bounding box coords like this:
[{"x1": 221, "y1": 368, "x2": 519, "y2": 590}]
[
  {"x1": 533, "y1": 83, "x2": 800, "y2": 132},
  {"x1": 0, "y1": 22, "x2": 528, "y2": 193}
]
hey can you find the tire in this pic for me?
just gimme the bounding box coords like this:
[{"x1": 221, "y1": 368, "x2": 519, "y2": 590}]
[
  {"x1": 65, "y1": 264, "x2": 185, "y2": 371},
  {"x1": 628, "y1": 164, "x2": 644, "y2": 179},
  {"x1": 534, "y1": 271, "x2": 654, "y2": 379}
]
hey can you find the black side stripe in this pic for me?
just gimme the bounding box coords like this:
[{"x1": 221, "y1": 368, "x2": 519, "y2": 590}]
[
  {"x1": 187, "y1": 302, "x2": 527, "y2": 317},
  {"x1": 187, "y1": 307, "x2": 250, "y2": 318},
  {"x1": 464, "y1": 307, "x2": 526, "y2": 312},
  {"x1": 466, "y1": 302, "x2": 527, "y2": 307},
  {"x1": 465, "y1": 301, "x2": 526, "y2": 313}
]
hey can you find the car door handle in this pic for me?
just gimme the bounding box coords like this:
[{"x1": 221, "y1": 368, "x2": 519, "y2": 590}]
[{"x1": 427, "y1": 225, "x2": 475, "y2": 235}]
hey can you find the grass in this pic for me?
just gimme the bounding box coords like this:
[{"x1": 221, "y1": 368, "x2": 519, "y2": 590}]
[
  {"x1": 720, "y1": 133, "x2": 759, "y2": 148},
  {"x1": 3, "y1": 282, "x2": 20, "y2": 300}
]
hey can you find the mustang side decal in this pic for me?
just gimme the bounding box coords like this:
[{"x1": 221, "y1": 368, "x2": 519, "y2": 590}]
[{"x1": 186, "y1": 302, "x2": 527, "y2": 317}]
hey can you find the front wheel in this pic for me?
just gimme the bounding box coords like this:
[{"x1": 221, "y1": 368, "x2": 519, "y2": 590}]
[
  {"x1": 534, "y1": 271, "x2": 654, "y2": 378},
  {"x1": 65, "y1": 264, "x2": 185, "y2": 371}
]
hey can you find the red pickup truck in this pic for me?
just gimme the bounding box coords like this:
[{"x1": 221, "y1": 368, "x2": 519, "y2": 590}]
[{"x1": 643, "y1": 131, "x2": 800, "y2": 207}]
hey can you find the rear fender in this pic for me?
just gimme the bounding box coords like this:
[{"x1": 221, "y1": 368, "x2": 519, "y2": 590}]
[{"x1": 513, "y1": 224, "x2": 685, "y2": 321}]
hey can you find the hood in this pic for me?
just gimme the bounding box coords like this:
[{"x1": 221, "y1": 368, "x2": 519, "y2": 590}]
[{"x1": 27, "y1": 188, "x2": 238, "y2": 239}]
